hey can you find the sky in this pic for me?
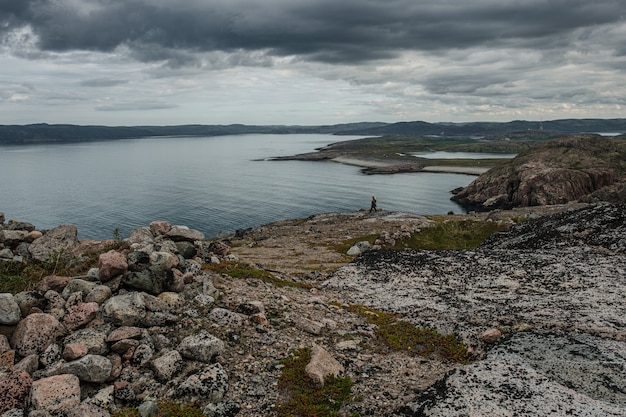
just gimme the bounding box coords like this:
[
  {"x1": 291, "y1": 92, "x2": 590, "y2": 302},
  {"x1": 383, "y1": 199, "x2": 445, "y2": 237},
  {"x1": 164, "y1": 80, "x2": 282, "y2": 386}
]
[{"x1": 1, "y1": 0, "x2": 625, "y2": 126}]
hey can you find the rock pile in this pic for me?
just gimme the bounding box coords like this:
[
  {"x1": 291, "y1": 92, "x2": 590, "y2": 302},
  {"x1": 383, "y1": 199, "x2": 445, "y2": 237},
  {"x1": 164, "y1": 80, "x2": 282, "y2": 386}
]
[{"x1": 0, "y1": 218, "x2": 255, "y2": 416}]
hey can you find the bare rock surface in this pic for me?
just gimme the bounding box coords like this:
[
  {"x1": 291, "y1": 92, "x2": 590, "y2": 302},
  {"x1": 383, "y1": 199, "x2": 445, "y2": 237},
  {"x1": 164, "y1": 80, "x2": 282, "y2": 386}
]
[{"x1": 324, "y1": 203, "x2": 626, "y2": 416}]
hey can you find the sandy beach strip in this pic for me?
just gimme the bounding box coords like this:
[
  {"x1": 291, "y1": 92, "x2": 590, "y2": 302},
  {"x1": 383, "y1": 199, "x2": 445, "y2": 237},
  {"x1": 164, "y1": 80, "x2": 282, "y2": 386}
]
[
  {"x1": 421, "y1": 165, "x2": 490, "y2": 175},
  {"x1": 332, "y1": 156, "x2": 490, "y2": 175}
]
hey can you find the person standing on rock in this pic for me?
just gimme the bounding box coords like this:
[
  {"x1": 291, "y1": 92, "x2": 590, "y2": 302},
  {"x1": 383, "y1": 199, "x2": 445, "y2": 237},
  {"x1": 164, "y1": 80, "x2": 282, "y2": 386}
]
[{"x1": 369, "y1": 195, "x2": 378, "y2": 213}]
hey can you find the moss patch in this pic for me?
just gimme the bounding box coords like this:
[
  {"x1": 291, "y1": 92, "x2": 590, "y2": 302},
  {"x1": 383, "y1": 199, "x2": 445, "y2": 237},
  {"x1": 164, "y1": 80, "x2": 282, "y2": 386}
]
[
  {"x1": 277, "y1": 347, "x2": 353, "y2": 417},
  {"x1": 112, "y1": 401, "x2": 205, "y2": 417},
  {"x1": 392, "y1": 220, "x2": 508, "y2": 250},
  {"x1": 348, "y1": 304, "x2": 471, "y2": 364},
  {"x1": 203, "y1": 261, "x2": 312, "y2": 289}
]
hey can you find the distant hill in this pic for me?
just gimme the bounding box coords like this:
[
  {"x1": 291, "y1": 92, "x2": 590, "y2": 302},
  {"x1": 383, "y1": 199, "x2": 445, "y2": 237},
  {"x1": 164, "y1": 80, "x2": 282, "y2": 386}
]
[
  {"x1": 337, "y1": 118, "x2": 626, "y2": 136},
  {"x1": 1, "y1": 119, "x2": 624, "y2": 145}
]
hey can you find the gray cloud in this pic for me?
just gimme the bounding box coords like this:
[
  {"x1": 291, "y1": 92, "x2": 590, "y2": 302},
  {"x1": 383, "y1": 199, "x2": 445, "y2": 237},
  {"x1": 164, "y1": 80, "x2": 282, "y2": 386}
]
[{"x1": 2, "y1": 0, "x2": 624, "y2": 65}]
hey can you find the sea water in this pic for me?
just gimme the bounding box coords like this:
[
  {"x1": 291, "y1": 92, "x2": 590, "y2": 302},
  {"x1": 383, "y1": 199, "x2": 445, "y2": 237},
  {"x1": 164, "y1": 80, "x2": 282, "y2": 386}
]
[{"x1": 0, "y1": 134, "x2": 477, "y2": 239}]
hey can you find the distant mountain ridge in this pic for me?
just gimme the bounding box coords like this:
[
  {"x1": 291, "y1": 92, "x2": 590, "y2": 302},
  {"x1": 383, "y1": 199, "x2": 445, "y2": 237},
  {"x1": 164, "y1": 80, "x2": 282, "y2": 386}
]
[{"x1": 1, "y1": 119, "x2": 625, "y2": 145}]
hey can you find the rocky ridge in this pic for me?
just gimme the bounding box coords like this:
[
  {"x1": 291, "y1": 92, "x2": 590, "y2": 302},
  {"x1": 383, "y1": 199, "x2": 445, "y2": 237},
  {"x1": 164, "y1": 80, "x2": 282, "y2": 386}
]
[
  {"x1": 0, "y1": 204, "x2": 625, "y2": 416},
  {"x1": 451, "y1": 135, "x2": 626, "y2": 210}
]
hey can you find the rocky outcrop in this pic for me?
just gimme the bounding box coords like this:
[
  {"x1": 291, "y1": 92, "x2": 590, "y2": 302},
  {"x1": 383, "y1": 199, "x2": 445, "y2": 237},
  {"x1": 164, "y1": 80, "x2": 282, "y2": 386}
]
[
  {"x1": 324, "y1": 203, "x2": 626, "y2": 416},
  {"x1": 451, "y1": 135, "x2": 626, "y2": 210}
]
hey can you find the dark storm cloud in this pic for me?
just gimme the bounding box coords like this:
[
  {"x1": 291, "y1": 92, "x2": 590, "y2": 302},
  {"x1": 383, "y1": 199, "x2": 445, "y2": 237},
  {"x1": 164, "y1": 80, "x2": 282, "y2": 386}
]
[{"x1": 1, "y1": 0, "x2": 624, "y2": 64}]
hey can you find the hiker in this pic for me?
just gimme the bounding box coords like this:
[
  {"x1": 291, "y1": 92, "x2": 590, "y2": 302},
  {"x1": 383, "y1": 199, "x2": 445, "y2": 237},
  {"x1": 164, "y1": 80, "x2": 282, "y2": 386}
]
[{"x1": 369, "y1": 195, "x2": 377, "y2": 213}]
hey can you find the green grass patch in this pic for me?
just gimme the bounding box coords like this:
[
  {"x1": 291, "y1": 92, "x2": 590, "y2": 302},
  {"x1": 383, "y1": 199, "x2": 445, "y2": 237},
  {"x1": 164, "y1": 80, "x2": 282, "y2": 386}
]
[
  {"x1": 348, "y1": 304, "x2": 471, "y2": 364},
  {"x1": 203, "y1": 261, "x2": 311, "y2": 289},
  {"x1": 112, "y1": 401, "x2": 205, "y2": 417},
  {"x1": 277, "y1": 347, "x2": 353, "y2": 417},
  {"x1": 392, "y1": 220, "x2": 508, "y2": 250}
]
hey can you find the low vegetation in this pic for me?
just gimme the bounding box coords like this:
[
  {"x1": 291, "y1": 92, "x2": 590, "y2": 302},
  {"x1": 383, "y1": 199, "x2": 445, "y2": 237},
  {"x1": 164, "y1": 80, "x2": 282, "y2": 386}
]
[
  {"x1": 277, "y1": 347, "x2": 354, "y2": 417},
  {"x1": 203, "y1": 261, "x2": 311, "y2": 289},
  {"x1": 111, "y1": 401, "x2": 205, "y2": 417},
  {"x1": 348, "y1": 304, "x2": 471, "y2": 364},
  {"x1": 391, "y1": 219, "x2": 509, "y2": 250}
]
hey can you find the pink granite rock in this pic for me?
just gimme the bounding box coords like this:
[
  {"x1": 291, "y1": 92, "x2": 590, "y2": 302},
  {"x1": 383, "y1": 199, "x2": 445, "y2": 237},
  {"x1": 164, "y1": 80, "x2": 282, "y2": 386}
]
[
  {"x1": 305, "y1": 344, "x2": 345, "y2": 386},
  {"x1": 63, "y1": 302, "x2": 99, "y2": 330},
  {"x1": 98, "y1": 250, "x2": 128, "y2": 282},
  {"x1": 62, "y1": 343, "x2": 88, "y2": 361},
  {"x1": 0, "y1": 370, "x2": 33, "y2": 414},
  {"x1": 30, "y1": 374, "x2": 80, "y2": 412},
  {"x1": 150, "y1": 220, "x2": 171, "y2": 236},
  {"x1": 481, "y1": 328, "x2": 503, "y2": 344},
  {"x1": 10, "y1": 313, "x2": 65, "y2": 357}
]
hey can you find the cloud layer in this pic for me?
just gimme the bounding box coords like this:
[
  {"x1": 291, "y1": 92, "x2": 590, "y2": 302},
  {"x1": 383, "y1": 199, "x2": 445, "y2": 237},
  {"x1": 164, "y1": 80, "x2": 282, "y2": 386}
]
[{"x1": 1, "y1": 0, "x2": 625, "y2": 124}]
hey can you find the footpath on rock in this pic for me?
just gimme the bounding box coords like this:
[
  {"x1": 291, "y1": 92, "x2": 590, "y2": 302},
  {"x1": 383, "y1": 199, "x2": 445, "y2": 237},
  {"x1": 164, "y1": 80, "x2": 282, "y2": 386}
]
[{"x1": 0, "y1": 204, "x2": 625, "y2": 417}]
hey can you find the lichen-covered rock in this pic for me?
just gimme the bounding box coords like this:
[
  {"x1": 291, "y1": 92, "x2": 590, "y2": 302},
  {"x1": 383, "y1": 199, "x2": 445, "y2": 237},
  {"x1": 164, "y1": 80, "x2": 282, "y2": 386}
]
[
  {"x1": 0, "y1": 293, "x2": 21, "y2": 325},
  {"x1": 0, "y1": 370, "x2": 32, "y2": 414},
  {"x1": 177, "y1": 331, "x2": 225, "y2": 362},
  {"x1": 47, "y1": 354, "x2": 113, "y2": 383},
  {"x1": 30, "y1": 374, "x2": 81, "y2": 412},
  {"x1": 176, "y1": 363, "x2": 228, "y2": 402},
  {"x1": 28, "y1": 225, "x2": 79, "y2": 263},
  {"x1": 208, "y1": 308, "x2": 243, "y2": 327},
  {"x1": 63, "y1": 327, "x2": 109, "y2": 356},
  {"x1": 151, "y1": 350, "x2": 183, "y2": 381},
  {"x1": 63, "y1": 302, "x2": 99, "y2": 330},
  {"x1": 10, "y1": 313, "x2": 64, "y2": 357},
  {"x1": 101, "y1": 292, "x2": 146, "y2": 327}
]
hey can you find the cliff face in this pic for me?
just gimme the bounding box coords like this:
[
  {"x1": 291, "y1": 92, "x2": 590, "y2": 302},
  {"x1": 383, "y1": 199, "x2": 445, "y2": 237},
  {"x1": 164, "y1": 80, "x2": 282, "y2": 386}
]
[{"x1": 451, "y1": 135, "x2": 626, "y2": 210}]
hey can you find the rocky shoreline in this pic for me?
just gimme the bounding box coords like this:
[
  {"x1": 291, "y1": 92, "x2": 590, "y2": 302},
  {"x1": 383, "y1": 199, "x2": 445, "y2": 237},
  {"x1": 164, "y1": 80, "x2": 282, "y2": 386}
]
[{"x1": 0, "y1": 204, "x2": 625, "y2": 416}]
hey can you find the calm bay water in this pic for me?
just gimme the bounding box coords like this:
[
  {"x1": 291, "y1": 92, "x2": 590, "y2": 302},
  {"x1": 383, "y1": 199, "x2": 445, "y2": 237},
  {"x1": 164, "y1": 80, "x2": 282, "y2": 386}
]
[{"x1": 0, "y1": 134, "x2": 476, "y2": 239}]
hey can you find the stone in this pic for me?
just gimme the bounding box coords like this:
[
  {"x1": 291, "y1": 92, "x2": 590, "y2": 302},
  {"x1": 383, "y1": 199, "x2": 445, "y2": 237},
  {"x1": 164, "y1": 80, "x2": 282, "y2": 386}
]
[
  {"x1": 151, "y1": 349, "x2": 183, "y2": 381},
  {"x1": 0, "y1": 293, "x2": 21, "y2": 325},
  {"x1": 29, "y1": 374, "x2": 81, "y2": 412},
  {"x1": 28, "y1": 225, "x2": 79, "y2": 263},
  {"x1": 149, "y1": 221, "x2": 171, "y2": 236},
  {"x1": 85, "y1": 284, "x2": 112, "y2": 304},
  {"x1": 106, "y1": 326, "x2": 143, "y2": 342},
  {"x1": 176, "y1": 363, "x2": 228, "y2": 402},
  {"x1": 113, "y1": 381, "x2": 135, "y2": 402},
  {"x1": 175, "y1": 241, "x2": 197, "y2": 259},
  {"x1": 10, "y1": 313, "x2": 64, "y2": 357},
  {"x1": 14, "y1": 354, "x2": 38, "y2": 375},
  {"x1": 123, "y1": 266, "x2": 173, "y2": 295},
  {"x1": 208, "y1": 308, "x2": 243, "y2": 327},
  {"x1": 40, "y1": 344, "x2": 62, "y2": 368},
  {"x1": 63, "y1": 327, "x2": 109, "y2": 356},
  {"x1": 202, "y1": 402, "x2": 241, "y2": 417},
  {"x1": 102, "y1": 292, "x2": 146, "y2": 326},
  {"x1": 131, "y1": 343, "x2": 153, "y2": 366},
  {"x1": 237, "y1": 301, "x2": 264, "y2": 315},
  {"x1": 481, "y1": 328, "x2": 502, "y2": 344},
  {"x1": 61, "y1": 279, "x2": 97, "y2": 300},
  {"x1": 208, "y1": 241, "x2": 231, "y2": 257},
  {"x1": 0, "y1": 248, "x2": 14, "y2": 258},
  {"x1": 98, "y1": 250, "x2": 128, "y2": 282},
  {"x1": 0, "y1": 334, "x2": 11, "y2": 354},
  {"x1": 177, "y1": 331, "x2": 225, "y2": 362},
  {"x1": 47, "y1": 354, "x2": 112, "y2": 383},
  {"x1": 37, "y1": 276, "x2": 70, "y2": 293},
  {"x1": 63, "y1": 302, "x2": 99, "y2": 330},
  {"x1": 137, "y1": 400, "x2": 160, "y2": 417},
  {"x1": 305, "y1": 344, "x2": 345, "y2": 386},
  {"x1": 63, "y1": 343, "x2": 88, "y2": 361},
  {"x1": 13, "y1": 291, "x2": 46, "y2": 318},
  {"x1": 0, "y1": 349, "x2": 15, "y2": 368},
  {"x1": 127, "y1": 251, "x2": 150, "y2": 272},
  {"x1": 295, "y1": 317, "x2": 324, "y2": 335},
  {"x1": 0, "y1": 370, "x2": 32, "y2": 414},
  {"x1": 127, "y1": 227, "x2": 155, "y2": 245},
  {"x1": 64, "y1": 403, "x2": 110, "y2": 417},
  {"x1": 165, "y1": 225, "x2": 204, "y2": 242},
  {"x1": 6, "y1": 220, "x2": 35, "y2": 232}
]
